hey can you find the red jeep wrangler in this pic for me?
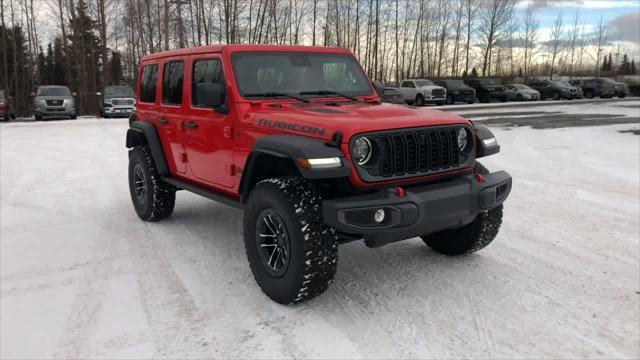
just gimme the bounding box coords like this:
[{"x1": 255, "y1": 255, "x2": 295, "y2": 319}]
[{"x1": 126, "y1": 45, "x2": 511, "y2": 304}]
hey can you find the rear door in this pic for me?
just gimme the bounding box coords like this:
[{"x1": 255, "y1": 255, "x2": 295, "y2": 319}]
[
  {"x1": 137, "y1": 62, "x2": 186, "y2": 175},
  {"x1": 399, "y1": 81, "x2": 415, "y2": 100},
  {"x1": 159, "y1": 58, "x2": 188, "y2": 175},
  {"x1": 182, "y1": 55, "x2": 235, "y2": 188}
]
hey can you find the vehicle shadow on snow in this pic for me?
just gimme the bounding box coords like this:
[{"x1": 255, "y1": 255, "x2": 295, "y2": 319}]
[{"x1": 158, "y1": 194, "x2": 494, "y2": 303}]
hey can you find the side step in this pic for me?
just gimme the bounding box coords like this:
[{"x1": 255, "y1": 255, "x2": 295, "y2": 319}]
[{"x1": 161, "y1": 176, "x2": 244, "y2": 210}]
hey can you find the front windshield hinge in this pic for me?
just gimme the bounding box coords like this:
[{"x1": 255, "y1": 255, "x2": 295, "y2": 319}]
[{"x1": 325, "y1": 131, "x2": 343, "y2": 148}]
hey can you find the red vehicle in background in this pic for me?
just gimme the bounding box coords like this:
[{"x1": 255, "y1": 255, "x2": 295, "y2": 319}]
[
  {"x1": 126, "y1": 44, "x2": 511, "y2": 304},
  {"x1": 0, "y1": 90, "x2": 15, "y2": 121}
]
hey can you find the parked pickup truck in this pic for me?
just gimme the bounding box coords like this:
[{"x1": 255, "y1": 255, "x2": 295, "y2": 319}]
[
  {"x1": 127, "y1": 45, "x2": 511, "y2": 304},
  {"x1": 394, "y1": 79, "x2": 446, "y2": 106}
]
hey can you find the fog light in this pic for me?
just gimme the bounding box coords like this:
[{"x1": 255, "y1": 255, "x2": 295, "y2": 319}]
[{"x1": 374, "y1": 209, "x2": 385, "y2": 223}]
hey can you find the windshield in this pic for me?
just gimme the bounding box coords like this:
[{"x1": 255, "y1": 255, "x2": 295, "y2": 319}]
[
  {"x1": 104, "y1": 86, "x2": 134, "y2": 97},
  {"x1": 550, "y1": 81, "x2": 568, "y2": 87},
  {"x1": 479, "y1": 79, "x2": 497, "y2": 85},
  {"x1": 445, "y1": 80, "x2": 465, "y2": 87},
  {"x1": 231, "y1": 52, "x2": 373, "y2": 98},
  {"x1": 37, "y1": 87, "x2": 71, "y2": 96},
  {"x1": 414, "y1": 80, "x2": 434, "y2": 87},
  {"x1": 513, "y1": 84, "x2": 530, "y2": 90}
]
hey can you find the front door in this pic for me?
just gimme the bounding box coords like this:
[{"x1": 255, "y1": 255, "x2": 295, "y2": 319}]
[{"x1": 182, "y1": 55, "x2": 235, "y2": 188}]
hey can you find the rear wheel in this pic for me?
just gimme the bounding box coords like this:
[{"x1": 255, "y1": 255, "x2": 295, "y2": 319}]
[
  {"x1": 585, "y1": 90, "x2": 594, "y2": 99},
  {"x1": 552, "y1": 91, "x2": 560, "y2": 100},
  {"x1": 244, "y1": 177, "x2": 338, "y2": 304},
  {"x1": 515, "y1": 94, "x2": 523, "y2": 101},
  {"x1": 446, "y1": 96, "x2": 454, "y2": 104},
  {"x1": 128, "y1": 145, "x2": 176, "y2": 221},
  {"x1": 415, "y1": 94, "x2": 425, "y2": 106},
  {"x1": 421, "y1": 162, "x2": 504, "y2": 255}
]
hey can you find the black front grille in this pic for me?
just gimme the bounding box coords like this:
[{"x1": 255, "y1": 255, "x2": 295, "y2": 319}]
[
  {"x1": 432, "y1": 89, "x2": 445, "y2": 97},
  {"x1": 374, "y1": 127, "x2": 462, "y2": 177},
  {"x1": 112, "y1": 99, "x2": 135, "y2": 106},
  {"x1": 46, "y1": 100, "x2": 63, "y2": 106}
]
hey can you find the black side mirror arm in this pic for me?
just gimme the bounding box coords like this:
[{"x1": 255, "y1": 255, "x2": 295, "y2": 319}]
[{"x1": 214, "y1": 104, "x2": 229, "y2": 115}]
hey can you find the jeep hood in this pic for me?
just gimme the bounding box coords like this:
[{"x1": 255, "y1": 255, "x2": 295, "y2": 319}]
[{"x1": 247, "y1": 102, "x2": 469, "y2": 142}]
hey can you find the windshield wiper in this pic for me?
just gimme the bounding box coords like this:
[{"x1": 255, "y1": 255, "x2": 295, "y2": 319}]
[
  {"x1": 244, "y1": 92, "x2": 309, "y2": 103},
  {"x1": 299, "y1": 90, "x2": 361, "y2": 102}
]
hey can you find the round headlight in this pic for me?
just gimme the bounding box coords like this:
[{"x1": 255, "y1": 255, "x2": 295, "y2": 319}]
[
  {"x1": 352, "y1": 137, "x2": 372, "y2": 165},
  {"x1": 457, "y1": 128, "x2": 468, "y2": 151}
]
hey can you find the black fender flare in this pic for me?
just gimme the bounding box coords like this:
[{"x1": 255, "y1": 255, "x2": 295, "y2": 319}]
[
  {"x1": 474, "y1": 124, "x2": 500, "y2": 158},
  {"x1": 239, "y1": 135, "x2": 351, "y2": 200},
  {"x1": 126, "y1": 121, "x2": 169, "y2": 176}
]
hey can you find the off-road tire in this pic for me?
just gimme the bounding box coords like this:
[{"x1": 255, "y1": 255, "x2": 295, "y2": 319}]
[
  {"x1": 128, "y1": 145, "x2": 176, "y2": 221},
  {"x1": 415, "y1": 94, "x2": 425, "y2": 106},
  {"x1": 421, "y1": 162, "x2": 503, "y2": 255},
  {"x1": 244, "y1": 177, "x2": 338, "y2": 304}
]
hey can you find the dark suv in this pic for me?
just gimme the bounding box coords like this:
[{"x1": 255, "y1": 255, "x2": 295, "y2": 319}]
[
  {"x1": 464, "y1": 79, "x2": 506, "y2": 103},
  {"x1": 126, "y1": 45, "x2": 511, "y2": 304},
  {"x1": 569, "y1": 78, "x2": 615, "y2": 99},
  {"x1": 434, "y1": 80, "x2": 476, "y2": 104},
  {"x1": 526, "y1": 80, "x2": 576, "y2": 100}
]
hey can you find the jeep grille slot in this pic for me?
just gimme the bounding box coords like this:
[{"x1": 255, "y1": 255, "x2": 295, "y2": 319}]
[{"x1": 373, "y1": 126, "x2": 465, "y2": 178}]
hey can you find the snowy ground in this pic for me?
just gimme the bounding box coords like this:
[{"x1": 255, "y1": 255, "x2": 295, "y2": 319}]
[{"x1": 1, "y1": 101, "x2": 639, "y2": 359}]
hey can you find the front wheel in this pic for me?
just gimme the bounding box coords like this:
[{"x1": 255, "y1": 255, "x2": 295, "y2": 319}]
[
  {"x1": 421, "y1": 162, "x2": 504, "y2": 255},
  {"x1": 244, "y1": 177, "x2": 338, "y2": 304},
  {"x1": 415, "y1": 94, "x2": 425, "y2": 106}
]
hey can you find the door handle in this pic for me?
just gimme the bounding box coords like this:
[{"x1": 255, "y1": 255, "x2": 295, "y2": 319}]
[
  {"x1": 159, "y1": 118, "x2": 168, "y2": 125},
  {"x1": 183, "y1": 121, "x2": 198, "y2": 129}
]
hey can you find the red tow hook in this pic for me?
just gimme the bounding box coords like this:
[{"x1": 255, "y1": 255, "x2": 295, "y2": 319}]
[
  {"x1": 474, "y1": 173, "x2": 485, "y2": 184},
  {"x1": 395, "y1": 186, "x2": 405, "y2": 198}
]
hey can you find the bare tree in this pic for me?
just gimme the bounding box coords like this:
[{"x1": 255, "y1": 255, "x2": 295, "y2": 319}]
[
  {"x1": 548, "y1": 11, "x2": 563, "y2": 79},
  {"x1": 478, "y1": 0, "x2": 515, "y2": 77},
  {"x1": 521, "y1": 6, "x2": 539, "y2": 80},
  {"x1": 567, "y1": 10, "x2": 580, "y2": 78},
  {"x1": 594, "y1": 16, "x2": 608, "y2": 76}
]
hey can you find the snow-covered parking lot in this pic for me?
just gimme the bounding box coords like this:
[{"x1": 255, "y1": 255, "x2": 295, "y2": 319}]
[{"x1": 1, "y1": 100, "x2": 639, "y2": 359}]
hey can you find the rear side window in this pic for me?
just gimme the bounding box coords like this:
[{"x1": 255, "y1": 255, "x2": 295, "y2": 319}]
[
  {"x1": 192, "y1": 59, "x2": 224, "y2": 107},
  {"x1": 163, "y1": 61, "x2": 184, "y2": 105},
  {"x1": 140, "y1": 64, "x2": 158, "y2": 103}
]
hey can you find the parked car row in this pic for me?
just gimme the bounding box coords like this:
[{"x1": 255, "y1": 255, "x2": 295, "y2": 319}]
[
  {"x1": 377, "y1": 77, "x2": 630, "y2": 106},
  {"x1": 26, "y1": 84, "x2": 136, "y2": 121}
]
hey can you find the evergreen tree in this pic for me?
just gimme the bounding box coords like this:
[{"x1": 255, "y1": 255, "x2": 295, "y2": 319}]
[
  {"x1": 109, "y1": 51, "x2": 123, "y2": 85},
  {"x1": 37, "y1": 46, "x2": 46, "y2": 85},
  {"x1": 471, "y1": 67, "x2": 478, "y2": 78},
  {"x1": 632, "y1": 60, "x2": 637, "y2": 74},
  {"x1": 620, "y1": 54, "x2": 630, "y2": 75},
  {"x1": 518, "y1": 67, "x2": 523, "y2": 78},
  {"x1": 67, "y1": 0, "x2": 101, "y2": 113},
  {"x1": 52, "y1": 38, "x2": 67, "y2": 85},
  {"x1": 44, "y1": 43, "x2": 54, "y2": 85},
  {"x1": 608, "y1": 53, "x2": 613, "y2": 71}
]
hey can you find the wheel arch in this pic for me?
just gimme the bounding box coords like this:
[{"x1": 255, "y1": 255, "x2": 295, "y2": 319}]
[
  {"x1": 126, "y1": 121, "x2": 169, "y2": 176},
  {"x1": 239, "y1": 135, "x2": 350, "y2": 203}
]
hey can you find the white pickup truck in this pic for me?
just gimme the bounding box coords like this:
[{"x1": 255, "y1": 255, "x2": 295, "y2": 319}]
[{"x1": 394, "y1": 79, "x2": 447, "y2": 106}]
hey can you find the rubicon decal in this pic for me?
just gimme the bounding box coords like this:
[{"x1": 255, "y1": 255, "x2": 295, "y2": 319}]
[{"x1": 256, "y1": 118, "x2": 326, "y2": 136}]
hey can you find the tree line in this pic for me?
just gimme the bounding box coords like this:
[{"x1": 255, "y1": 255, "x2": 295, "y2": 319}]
[{"x1": 1, "y1": 0, "x2": 638, "y2": 116}]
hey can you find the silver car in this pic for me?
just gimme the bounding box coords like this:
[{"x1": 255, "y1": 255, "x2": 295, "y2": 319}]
[
  {"x1": 504, "y1": 84, "x2": 540, "y2": 101},
  {"x1": 33, "y1": 85, "x2": 77, "y2": 120}
]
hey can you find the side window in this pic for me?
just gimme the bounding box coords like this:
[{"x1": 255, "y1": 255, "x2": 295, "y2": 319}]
[
  {"x1": 140, "y1": 64, "x2": 158, "y2": 103},
  {"x1": 405, "y1": 82, "x2": 415, "y2": 88},
  {"x1": 192, "y1": 58, "x2": 224, "y2": 107},
  {"x1": 401, "y1": 81, "x2": 409, "y2": 88},
  {"x1": 162, "y1": 61, "x2": 184, "y2": 105}
]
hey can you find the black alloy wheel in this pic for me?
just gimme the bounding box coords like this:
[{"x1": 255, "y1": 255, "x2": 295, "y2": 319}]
[{"x1": 255, "y1": 208, "x2": 291, "y2": 277}]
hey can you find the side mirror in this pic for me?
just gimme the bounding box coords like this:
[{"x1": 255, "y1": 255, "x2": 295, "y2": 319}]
[
  {"x1": 73, "y1": 92, "x2": 77, "y2": 96},
  {"x1": 371, "y1": 80, "x2": 384, "y2": 97},
  {"x1": 96, "y1": 92, "x2": 101, "y2": 96},
  {"x1": 196, "y1": 82, "x2": 223, "y2": 108}
]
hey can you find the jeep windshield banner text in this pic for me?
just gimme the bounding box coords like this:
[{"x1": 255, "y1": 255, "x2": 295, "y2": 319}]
[{"x1": 126, "y1": 44, "x2": 511, "y2": 304}]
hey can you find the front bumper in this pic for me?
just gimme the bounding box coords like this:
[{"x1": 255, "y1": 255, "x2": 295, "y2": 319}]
[
  {"x1": 424, "y1": 95, "x2": 446, "y2": 104},
  {"x1": 104, "y1": 106, "x2": 135, "y2": 116},
  {"x1": 35, "y1": 107, "x2": 76, "y2": 117},
  {"x1": 323, "y1": 170, "x2": 512, "y2": 247}
]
